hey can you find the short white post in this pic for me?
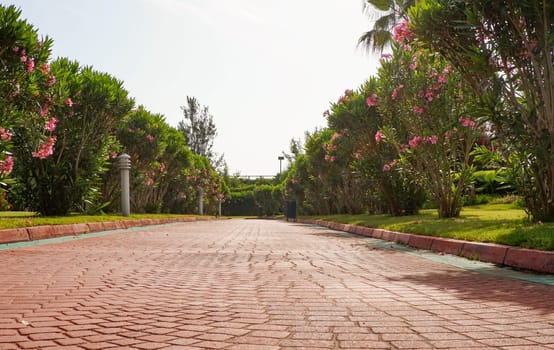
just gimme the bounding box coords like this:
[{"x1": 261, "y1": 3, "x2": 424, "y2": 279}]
[
  {"x1": 118, "y1": 153, "x2": 131, "y2": 217},
  {"x1": 198, "y1": 187, "x2": 204, "y2": 215}
]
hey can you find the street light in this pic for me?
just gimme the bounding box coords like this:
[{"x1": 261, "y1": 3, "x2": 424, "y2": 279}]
[{"x1": 278, "y1": 156, "x2": 284, "y2": 174}]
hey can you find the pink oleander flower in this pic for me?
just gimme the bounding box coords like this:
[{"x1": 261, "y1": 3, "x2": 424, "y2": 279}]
[
  {"x1": 26, "y1": 58, "x2": 34, "y2": 72},
  {"x1": 366, "y1": 93, "x2": 378, "y2": 107},
  {"x1": 413, "y1": 106, "x2": 425, "y2": 115},
  {"x1": 393, "y1": 19, "x2": 413, "y2": 44},
  {"x1": 330, "y1": 156, "x2": 336, "y2": 162},
  {"x1": 425, "y1": 135, "x2": 438, "y2": 144},
  {"x1": 425, "y1": 89, "x2": 435, "y2": 102},
  {"x1": 145, "y1": 178, "x2": 154, "y2": 186},
  {"x1": 45, "y1": 75, "x2": 56, "y2": 88},
  {"x1": 375, "y1": 130, "x2": 385, "y2": 144},
  {"x1": 354, "y1": 150, "x2": 362, "y2": 160},
  {"x1": 438, "y1": 74, "x2": 447, "y2": 83},
  {"x1": 459, "y1": 117, "x2": 476, "y2": 128},
  {"x1": 331, "y1": 132, "x2": 341, "y2": 142},
  {"x1": 389, "y1": 159, "x2": 398, "y2": 168},
  {"x1": 66, "y1": 98, "x2": 74, "y2": 107},
  {"x1": 0, "y1": 127, "x2": 12, "y2": 141},
  {"x1": 409, "y1": 135, "x2": 421, "y2": 148},
  {"x1": 45, "y1": 117, "x2": 57, "y2": 132},
  {"x1": 40, "y1": 106, "x2": 49, "y2": 117},
  {"x1": 159, "y1": 162, "x2": 166, "y2": 172},
  {"x1": 40, "y1": 64, "x2": 50, "y2": 74},
  {"x1": 380, "y1": 53, "x2": 392, "y2": 62},
  {"x1": 344, "y1": 89, "x2": 353, "y2": 96},
  {"x1": 146, "y1": 134, "x2": 154, "y2": 143},
  {"x1": 323, "y1": 110, "x2": 329, "y2": 118},
  {"x1": 383, "y1": 164, "x2": 391, "y2": 172},
  {"x1": 324, "y1": 154, "x2": 330, "y2": 161},
  {"x1": 32, "y1": 136, "x2": 56, "y2": 159},
  {"x1": 0, "y1": 156, "x2": 14, "y2": 175},
  {"x1": 291, "y1": 178, "x2": 297, "y2": 184},
  {"x1": 20, "y1": 55, "x2": 27, "y2": 63}
]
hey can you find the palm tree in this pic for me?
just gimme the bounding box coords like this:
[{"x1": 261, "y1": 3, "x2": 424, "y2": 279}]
[{"x1": 358, "y1": 0, "x2": 415, "y2": 53}]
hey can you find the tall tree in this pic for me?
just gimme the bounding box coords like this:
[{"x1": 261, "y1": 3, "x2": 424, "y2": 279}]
[
  {"x1": 358, "y1": 0, "x2": 415, "y2": 52},
  {"x1": 410, "y1": 0, "x2": 554, "y2": 221},
  {"x1": 178, "y1": 96, "x2": 217, "y2": 160},
  {"x1": 12, "y1": 58, "x2": 134, "y2": 215}
]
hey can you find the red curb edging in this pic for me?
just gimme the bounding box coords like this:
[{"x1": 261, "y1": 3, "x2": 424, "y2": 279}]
[
  {"x1": 430, "y1": 238, "x2": 464, "y2": 256},
  {"x1": 460, "y1": 241, "x2": 508, "y2": 265},
  {"x1": 298, "y1": 218, "x2": 553, "y2": 274},
  {"x1": 0, "y1": 228, "x2": 30, "y2": 244},
  {"x1": 504, "y1": 248, "x2": 554, "y2": 274},
  {"x1": 408, "y1": 235, "x2": 435, "y2": 250}
]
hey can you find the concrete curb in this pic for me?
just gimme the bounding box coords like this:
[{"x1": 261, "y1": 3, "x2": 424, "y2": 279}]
[
  {"x1": 298, "y1": 219, "x2": 554, "y2": 274},
  {"x1": 0, "y1": 216, "x2": 207, "y2": 245}
]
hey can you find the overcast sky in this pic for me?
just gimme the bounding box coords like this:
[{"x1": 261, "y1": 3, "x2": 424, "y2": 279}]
[{"x1": 8, "y1": 0, "x2": 380, "y2": 176}]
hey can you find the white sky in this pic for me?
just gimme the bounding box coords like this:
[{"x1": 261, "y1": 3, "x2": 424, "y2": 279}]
[{"x1": 7, "y1": 0, "x2": 380, "y2": 176}]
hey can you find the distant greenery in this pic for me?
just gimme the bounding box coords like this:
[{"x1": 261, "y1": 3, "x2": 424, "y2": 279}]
[{"x1": 307, "y1": 202, "x2": 554, "y2": 251}]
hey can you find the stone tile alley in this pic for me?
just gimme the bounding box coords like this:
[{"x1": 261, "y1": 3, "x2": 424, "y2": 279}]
[{"x1": 0, "y1": 219, "x2": 553, "y2": 349}]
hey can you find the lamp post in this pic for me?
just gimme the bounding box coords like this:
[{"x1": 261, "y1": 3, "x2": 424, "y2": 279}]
[
  {"x1": 118, "y1": 153, "x2": 131, "y2": 217},
  {"x1": 278, "y1": 156, "x2": 284, "y2": 174}
]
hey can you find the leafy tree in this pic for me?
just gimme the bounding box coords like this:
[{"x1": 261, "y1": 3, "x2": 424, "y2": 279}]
[
  {"x1": 0, "y1": 5, "x2": 54, "y2": 183},
  {"x1": 410, "y1": 0, "x2": 554, "y2": 220},
  {"x1": 108, "y1": 106, "x2": 191, "y2": 213},
  {"x1": 12, "y1": 58, "x2": 134, "y2": 215},
  {"x1": 376, "y1": 35, "x2": 483, "y2": 217},
  {"x1": 178, "y1": 96, "x2": 217, "y2": 160},
  {"x1": 326, "y1": 83, "x2": 425, "y2": 215}
]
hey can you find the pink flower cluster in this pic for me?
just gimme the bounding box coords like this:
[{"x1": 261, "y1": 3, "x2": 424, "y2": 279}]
[
  {"x1": 0, "y1": 156, "x2": 14, "y2": 175},
  {"x1": 146, "y1": 134, "x2": 154, "y2": 143},
  {"x1": 145, "y1": 170, "x2": 156, "y2": 186},
  {"x1": 391, "y1": 84, "x2": 404, "y2": 100},
  {"x1": 413, "y1": 105, "x2": 425, "y2": 115},
  {"x1": 324, "y1": 154, "x2": 336, "y2": 162},
  {"x1": 393, "y1": 20, "x2": 413, "y2": 44},
  {"x1": 26, "y1": 58, "x2": 34, "y2": 73},
  {"x1": 32, "y1": 136, "x2": 56, "y2": 159},
  {"x1": 380, "y1": 53, "x2": 392, "y2": 62},
  {"x1": 0, "y1": 127, "x2": 12, "y2": 141},
  {"x1": 45, "y1": 75, "x2": 56, "y2": 88},
  {"x1": 459, "y1": 117, "x2": 476, "y2": 128},
  {"x1": 366, "y1": 93, "x2": 378, "y2": 107},
  {"x1": 66, "y1": 98, "x2": 74, "y2": 107},
  {"x1": 409, "y1": 135, "x2": 421, "y2": 148},
  {"x1": 45, "y1": 117, "x2": 57, "y2": 132},
  {"x1": 408, "y1": 135, "x2": 438, "y2": 149},
  {"x1": 338, "y1": 89, "x2": 353, "y2": 104},
  {"x1": 383, "y1": 159, "x2": 398, "y2": 172},
  {"x1": 375, "y1": 130, "x2": 385, "y2": 144}
]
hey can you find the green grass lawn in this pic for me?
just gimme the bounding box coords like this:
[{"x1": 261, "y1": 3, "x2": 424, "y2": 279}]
[
  {"x1": 306, "y1": 203, "x2": 554, "y2": 251},
  {"x1": 0, "y1": 212, "x2": 202, "y2": 230}
]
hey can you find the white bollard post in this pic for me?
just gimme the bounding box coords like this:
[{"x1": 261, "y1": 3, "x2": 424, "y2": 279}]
[
  {"x1": 198, "y1": 187, "x2": 204, "y2": 215},
  {"x1": 118, "y1": 153, "x2": 131, "y2": 217}
]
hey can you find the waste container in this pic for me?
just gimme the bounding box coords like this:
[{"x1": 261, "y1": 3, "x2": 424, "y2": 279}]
[{"x1": 285, "y1": 200, "x2": 297, "y2": 222}]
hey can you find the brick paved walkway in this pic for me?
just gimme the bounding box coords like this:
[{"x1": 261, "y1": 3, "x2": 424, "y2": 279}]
[{"x1": 0, "y1": 219, "x2": 553, "y2": 350}]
